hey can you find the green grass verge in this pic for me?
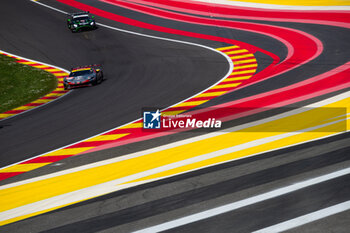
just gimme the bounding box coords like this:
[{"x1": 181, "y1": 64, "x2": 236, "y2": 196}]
[{"x1": 0, "y1": 55, "x2": 57, "y2": 113}]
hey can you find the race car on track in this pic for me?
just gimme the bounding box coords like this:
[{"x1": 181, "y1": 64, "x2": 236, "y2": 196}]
[
  {"x1": 67, "y1": 11, "x2": 97, "y2": 32},
  {"x1": 64, "y1": 65, "x2": 104, "y2": 90}
]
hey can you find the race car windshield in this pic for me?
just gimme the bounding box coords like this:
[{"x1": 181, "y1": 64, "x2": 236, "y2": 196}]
[
  {"x1": 73, "y1": 16, "x2": 90, "y2": 22},
  {"x1": 70, "y1": 70, "x2": 92, "y2": 76}
]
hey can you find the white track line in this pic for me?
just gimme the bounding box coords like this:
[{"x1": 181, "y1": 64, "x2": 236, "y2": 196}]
[
  {"x1": 31, "y1": 0, "x2": 67, "y2": 14},
  {"x1": 253, "y1": 200, "x2": 350, "y2": 233},
  {"x1": 133, "y1": 166, "x2": 350, "y2": 233},
  {"x1": 0, "y1": 0, "x2": 233, "y2": 170}
]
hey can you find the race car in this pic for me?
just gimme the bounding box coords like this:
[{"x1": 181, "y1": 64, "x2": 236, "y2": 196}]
[
  {"x1": 67, "y1": 11, "x2": 97, "y2": 32},
  {"x1": 64, "y1": 65, "x2": 104, "y2": 90}
]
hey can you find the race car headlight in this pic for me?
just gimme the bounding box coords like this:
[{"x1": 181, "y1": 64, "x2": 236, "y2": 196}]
[
  {"x1": 73, "y1": 24, "x2": 78, "y2": 28},
  {"x1": 90, "y1": 22, "x2": 94, "y2": 26}
]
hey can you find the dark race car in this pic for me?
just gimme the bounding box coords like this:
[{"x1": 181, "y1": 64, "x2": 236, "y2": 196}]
[
  {"x1": 64, "y1": 65, "x2": 104, "y2": 90},
  {"x1": 67, "y1": 11, "x2": 97, "y2": 32}
]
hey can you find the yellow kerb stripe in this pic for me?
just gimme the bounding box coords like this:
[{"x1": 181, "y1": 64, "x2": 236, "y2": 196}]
[
  {"x1": 45, "y1": 69, "x2": 61, "y2": 72},
  {"x1": 234, "y1": 59, "x2": 257, "y2": 65},
  {"x1": 234, "y1": 64, "x2": 257, "y2": 70},
  {"x1": 195, "y1": 91, "x2": 227, "y2": 97},
  {"x1": 13, "y1": 106, "x2": 34, "y2": 111},
  {"x1": 120, "y1": 122, "x2": 143, "y2": 129},
  {"x1": 85, "y1": 134, "x2": 129, "y2": 142},
  {"x1": 211, "y1": 83, "x2": 241, "y2": 89},
  {"x1": 0, "y1": 113, "x2": 15, "y2": 118},
  {"x1": 45, "y1": 93, "x2": 65, "y2": 97},
  {"x1": 230, "y1": 70, "x2": 256, "y2": 76},
  {"x1": 174, "y1": 100, "x2": 208, "y2": 107},
  {"x1": 223, "y1": 75, "x2": 252, "y2": 82},
  {"x1": 217, "y1": 45, "x2": 239, "y2": 51},
  {"x1": 226, "y1": 49, "x2": 248, "y2": 55},
  {"x1": 0, "y1": 163, "x2": 50, "y2": 173},
  {"x1": 53, "y1": 73, "x2": 68, "y2": 76},
  {"x1": 230, "y1": 54, "x2": 254, "y2": 60},
  {"x1": 31, "y1": 99, "x2": 51, "y2": 104},
  {"x1": 33, "y1": 65, "x2": 49, "y2": 69},
  {"x1": 20, "y1": 61, "x2": 36, "y2": 65},
  {"x1": 43, "y1": 147, "x2": 94, "y2": 156}
]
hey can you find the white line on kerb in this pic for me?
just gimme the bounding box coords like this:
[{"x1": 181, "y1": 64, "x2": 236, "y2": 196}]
[
  {"x1": 253, "y1": 200, "x2": 350, "y2": 233},
  {"x1": 133, "y1": 166, "x2": 350, "y2": 233}
]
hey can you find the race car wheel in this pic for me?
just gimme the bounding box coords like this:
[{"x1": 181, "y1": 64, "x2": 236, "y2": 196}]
[
  {"x1": 92, "y1": 78, "x2": 98, "y2": 86},
  {"x1": 98, "y1": 74, "x2": 103, "y2": 84}
]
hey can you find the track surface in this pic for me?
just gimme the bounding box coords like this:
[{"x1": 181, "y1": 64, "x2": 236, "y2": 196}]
[
  {"x1": 2, "y1": 133, "x2": 349, "y2": 232},
  {"x1": 0, "y1": 0, "x2": 349, "y2": 232},
  {"x1": 0, "y1": 0, "x2": 228, "y2": 167}
]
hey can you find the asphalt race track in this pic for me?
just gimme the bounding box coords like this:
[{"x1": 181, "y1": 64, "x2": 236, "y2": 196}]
[
  {"x1": 0, "y1": 0, "x2": 349, "y2": 232},
  {"x1": 0, "y1": 0, "x2": 228, "y2": 166}
]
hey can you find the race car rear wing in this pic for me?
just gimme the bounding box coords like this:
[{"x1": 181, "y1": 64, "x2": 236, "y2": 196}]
[
  {"x1": 69, "y1": 11, "x2": 90, "y2": 17},
  {"x1": 71, "y1": 64, "x2": 102, "y2": 70}
]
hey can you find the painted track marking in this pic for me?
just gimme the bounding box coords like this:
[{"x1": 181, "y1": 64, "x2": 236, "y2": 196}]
[
  {"x1": 253, "y1": 200, "x2": 350, "y2": 233},
  {"x1": 0, "y1": 91, "x2": 348, "y2": 225},
  {"x1": 133, "y1": 167, "x2": 350, "y2": 233}
]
